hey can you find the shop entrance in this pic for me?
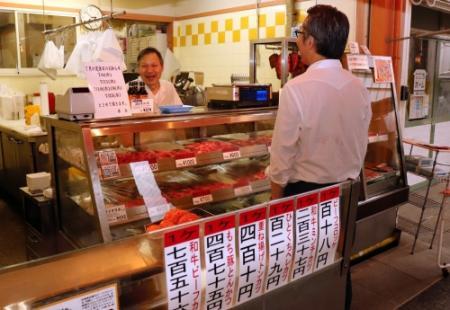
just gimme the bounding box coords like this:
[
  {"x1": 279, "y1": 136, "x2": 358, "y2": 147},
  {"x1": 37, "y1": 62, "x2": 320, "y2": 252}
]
[{"x1": 404, "y1": 5, "x2": 450, "y2": 170}]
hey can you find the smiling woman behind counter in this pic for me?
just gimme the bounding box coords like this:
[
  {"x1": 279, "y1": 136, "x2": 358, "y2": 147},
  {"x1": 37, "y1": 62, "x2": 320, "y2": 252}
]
[{"x1": 128, "y1": 47, "x2": 182, "y2": 108}]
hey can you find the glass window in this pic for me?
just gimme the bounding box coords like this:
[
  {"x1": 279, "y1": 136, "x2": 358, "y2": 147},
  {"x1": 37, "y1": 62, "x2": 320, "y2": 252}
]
[
  {"x1": 0, "y1": 11, "x2": 17, "y2": 68},
  {"x1": 16, "y1": 13, "x2": 76, "y2": 68}
]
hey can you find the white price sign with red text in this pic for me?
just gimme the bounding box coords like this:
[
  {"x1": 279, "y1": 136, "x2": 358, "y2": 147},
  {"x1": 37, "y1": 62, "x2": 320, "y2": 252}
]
[
  {"x1": 265, "y1": 198, "x2": 294, "y2": 292},
  {"x1": 204, "y1": 215, "x2": 237, "y2": 309},
  {"x1": 315, "y1": 187, "x2": 340, "y2": 271},
  {"x1": 291, "y1": 192, "x2": 319, "y2": 280},
  {"x1": 164, "y1": 225, "x2": 202, "y2": 310},
  {"x1": 236, "y1": 206, "x2": 267, "y2": 305}
]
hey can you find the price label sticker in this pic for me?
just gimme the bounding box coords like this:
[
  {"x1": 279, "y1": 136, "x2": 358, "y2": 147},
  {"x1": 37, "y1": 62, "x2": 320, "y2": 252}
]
[
  {"x1": 131, "y1": 98, "x2": 154, "y2": 113},
  {"x1": 223, "y1": 150, "x2": 241, "y2": 160},
  {"x1": 106, "y1": 204, "x2": 127, "y2": 224},
  {"x1": 234, "y1": 185, "x2": 252, "y2": 197},
  {"x1": 175, "y1": 157, "x2": 197, "y2": 168},
  {"x1": 100, "y1": 163, "x2": 121, "y2": 179},
  {"x1": 193, "y1": 194, "x2": 213, "y2": 205},
  {"x1": 96, "y1": 150, "x2": 121, "y2": 180}
]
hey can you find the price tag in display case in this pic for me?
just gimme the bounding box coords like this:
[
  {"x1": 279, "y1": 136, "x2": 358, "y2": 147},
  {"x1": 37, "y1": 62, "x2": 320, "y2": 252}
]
[
  {"x1": 223, "y1": 150, "x2": 241, "y2": 160},
  {"x1": 96, "y1": 150, "x2": 121, "y2": 180},
  {"x1": 315, "y1": 186, "x2": 340, "y2": 271},
  {"x1": 175, "y1": 156, "x2": 197, "y2": 168},
  {"x1": 38, "y1": 283, "x2": 119, "y2": 310},
  {"x1": 164, "y1": 225, "x2": 201, "y2": 310},
  {"x1": 204, "y1": 215, "x2": 237, "y2": 309},
  {"x1": 105, "y1": 204, "x2": 127, "y2": 224},
  {"x1": 236, "y1": 206, "x2": 267, "y2": 305},
  {"x1": 192, "y1": 193, "x2": 213, "y2": 206},
  {"x1": 266, "y1": 199, "x2": 294, "y2": 292},
  {"x1": 234, "y1": 184, "x2": 252, "y2": 197},
  {"x1": 291, "y1": 193, "x2": 319, "y2": 280}
]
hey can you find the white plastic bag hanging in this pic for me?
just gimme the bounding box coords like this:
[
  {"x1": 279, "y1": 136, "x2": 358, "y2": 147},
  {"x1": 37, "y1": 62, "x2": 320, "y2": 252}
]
[
  {"x1": 65, "y1": 32, "x2": 99, "y2": 78},
  {"x1": 93, "y1": 28, "x2": 126, "y2": 71},
  {"x1": 38, "y1": 40, "x2": 64, "y2": 79}
]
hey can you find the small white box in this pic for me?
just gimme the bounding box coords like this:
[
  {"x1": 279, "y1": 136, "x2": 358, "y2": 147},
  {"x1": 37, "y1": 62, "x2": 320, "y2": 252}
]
[{"x1": 26, "y1": 172, "x2": 51, "y2": 193}]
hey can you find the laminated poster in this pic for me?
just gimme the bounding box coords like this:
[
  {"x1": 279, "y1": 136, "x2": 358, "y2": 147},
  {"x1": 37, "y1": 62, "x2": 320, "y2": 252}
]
[{"x1": 373, "y1": 56, "x2": 393, "y2": 83}]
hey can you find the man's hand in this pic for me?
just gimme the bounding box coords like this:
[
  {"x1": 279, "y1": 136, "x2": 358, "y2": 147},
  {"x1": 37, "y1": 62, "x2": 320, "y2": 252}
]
[{"x1": 271, "y1": 181, "x2": 285, "y2": 200}]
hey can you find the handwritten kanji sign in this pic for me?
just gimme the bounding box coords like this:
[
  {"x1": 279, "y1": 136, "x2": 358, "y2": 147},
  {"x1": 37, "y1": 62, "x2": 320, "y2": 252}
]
[
  {"x1": 292, "y1": 193, "x2": 319, "y2": 280},
  {"x1": 315, "y1": 187, "x2": 340, "y2": 271},
  {"x1": 204, "y1": 215, "x2": 237, "y2": 309},
  {"x1": 236, "y1": 206, "x2": 267, "y2": 305},
  {"x1": 266, "y1": 198, "x2": 294, "y2": 292},
  {"x1": 164, "y1": 225, "x2": 202, "y2": 310}
]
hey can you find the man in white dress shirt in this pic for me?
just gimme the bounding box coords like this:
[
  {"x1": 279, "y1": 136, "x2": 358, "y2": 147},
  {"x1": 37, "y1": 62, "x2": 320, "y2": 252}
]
[
  {"x1": 269, "y1": 5, "x2": 371, "y2": 199},
  {"x1": 132, "y1": 47, "x2": 182, "y2": 107}
]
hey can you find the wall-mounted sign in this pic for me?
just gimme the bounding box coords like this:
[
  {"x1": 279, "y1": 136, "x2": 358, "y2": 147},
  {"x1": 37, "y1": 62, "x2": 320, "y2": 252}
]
[
  {"x1": 413, "y1": 69, "x2": 427, "y2": 92},
  {"x1": 373, "y1": 56, "x2": 393, "y2": 83}
]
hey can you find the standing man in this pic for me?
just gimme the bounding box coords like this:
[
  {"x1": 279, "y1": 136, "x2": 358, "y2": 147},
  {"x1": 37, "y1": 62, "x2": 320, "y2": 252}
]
[
  {"x1": 269, "y1": 5, "x2": 372, "y2": 198},
  {"x1": 130, "y1": 47, "x2": 182, "y2": 107}
]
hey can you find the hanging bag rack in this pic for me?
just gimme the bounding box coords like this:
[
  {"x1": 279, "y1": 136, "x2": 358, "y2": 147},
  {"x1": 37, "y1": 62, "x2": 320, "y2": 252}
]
[{"x1": 42, "y1": 10, "x2": 126, "y2": 35}]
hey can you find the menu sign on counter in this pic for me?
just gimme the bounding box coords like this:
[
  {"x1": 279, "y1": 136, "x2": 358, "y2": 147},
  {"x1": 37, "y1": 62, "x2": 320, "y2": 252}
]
[
  {"x1": 266, "y1": 199, "x2": 294, "y2": 292},
  {"x1": 164, "y1": 225, "x2": 201, "y2": 310},
  {"x1": 38, "y1": 283, "x2": 118, "y2": 310},
  {"x1": 292, "y1": 193, "x2": 319, "y2": 280},
  {"x1": 315, "y1": 187, "x2": 340, "y2": 271},
  {"x1": 84, "y1": 62, "x2": 131, "y2": 119},
  {"x1": 204, "y1": 215, "x2": 237, "y2": 310},
  {"x1": 236, "y1": 206, "x2": 267, "y2": 305}
]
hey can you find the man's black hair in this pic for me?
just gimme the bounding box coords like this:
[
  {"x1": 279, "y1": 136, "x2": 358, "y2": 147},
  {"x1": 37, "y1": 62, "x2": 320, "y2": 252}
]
[
  {"x1": 137, "y1": 47, "x2": 164, "y2": 65},
  {"x1": 304, "y1": 5, "x2": 349, "y2": 59}
]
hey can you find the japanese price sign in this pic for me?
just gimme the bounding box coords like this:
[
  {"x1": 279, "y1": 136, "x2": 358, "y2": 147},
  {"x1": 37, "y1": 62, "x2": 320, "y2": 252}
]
[
  {"x1": 204, "y1": 215, "x2": 237, "y2": 310},
  {"x1": 131, "y1": 97, "x2": 154, "y2": 113},
  {"x1": 266, "y1": 198, "x2": 294, "y2": 292},
  {"x1": 315, "y1": 187, "x2": 340, "y2": 271},
  {"x1": 373, "y1": 56, "x2": 393, "y2": 83},
  {"x1": 96, "y1": 150, "x2": 121, "y2": 180},
  {"x1": 236, "y1": 206, "x2": 267, "y2": 305},
  {"x1": 130, "y1": 161, "x2": 170, "y2": 222},
  {"x1": 84, "y1": 62, "x2": 131, "y2": 119},
  {"x1": 39, "y1": 283, "x2": 118, "y2": 310},
  {"x1": 164, "y1": 225, "x2": 202, "y2": 310},
  {"x1": 346, "y1": 54, "x2": 370, "y2": 71},
  {"x1": 105, "y1": 204, "x2": 127, "y2": 224},
  {"x1": 292, "y1": 193, "x2": 319, "y2": 280}
]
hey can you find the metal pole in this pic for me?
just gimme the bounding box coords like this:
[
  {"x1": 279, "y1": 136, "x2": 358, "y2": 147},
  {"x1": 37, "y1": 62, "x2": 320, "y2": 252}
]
[{"x1": 411, "y1": 150, "x2": 439, "y2": 254}]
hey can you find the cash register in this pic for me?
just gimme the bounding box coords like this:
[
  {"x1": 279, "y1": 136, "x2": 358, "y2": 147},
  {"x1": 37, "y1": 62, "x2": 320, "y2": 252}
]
[
  {"x1": 206, "y1": 84, "x2": 273, "y2": 109},
  {"x1": 55, "y1": 87, "x2": 95, "y2": 121}
]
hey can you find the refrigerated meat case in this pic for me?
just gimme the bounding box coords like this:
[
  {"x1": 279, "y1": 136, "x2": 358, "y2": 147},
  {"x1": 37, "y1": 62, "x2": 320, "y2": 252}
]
[
  {"x1": 45, "y1": 108, "x2": 276, "y2": 249},
  {"x1": 350, "y1": 66, "x2": 409, "y2": 259},
  {"x1": 45, "y1": 102, "x2": 407, "y2": 256}
]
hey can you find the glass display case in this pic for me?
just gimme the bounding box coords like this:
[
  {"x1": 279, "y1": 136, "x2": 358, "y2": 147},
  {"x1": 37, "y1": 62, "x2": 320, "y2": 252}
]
[{"x1": 46, "y1": 108, "x2": 276, "y2": 248}]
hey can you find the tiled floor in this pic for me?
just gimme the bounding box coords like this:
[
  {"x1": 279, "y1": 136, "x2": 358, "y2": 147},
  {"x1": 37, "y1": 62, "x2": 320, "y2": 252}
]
[{"x1": 352, "y1": 181, "x2": 450, "y2": 309}]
